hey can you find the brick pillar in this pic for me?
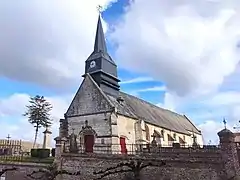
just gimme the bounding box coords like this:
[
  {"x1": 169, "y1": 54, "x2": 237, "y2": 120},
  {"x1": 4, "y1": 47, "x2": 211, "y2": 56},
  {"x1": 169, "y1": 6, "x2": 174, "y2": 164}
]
[{"x1": 218, "y1": 128, "x2": 240, "y2": 179}]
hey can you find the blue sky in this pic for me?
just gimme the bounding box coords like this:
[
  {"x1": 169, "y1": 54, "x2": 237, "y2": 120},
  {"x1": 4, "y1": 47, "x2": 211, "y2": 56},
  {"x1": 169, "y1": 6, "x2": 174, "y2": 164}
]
[{"x1": 0, "y1": 0, "x2": 240, "y2": 145}]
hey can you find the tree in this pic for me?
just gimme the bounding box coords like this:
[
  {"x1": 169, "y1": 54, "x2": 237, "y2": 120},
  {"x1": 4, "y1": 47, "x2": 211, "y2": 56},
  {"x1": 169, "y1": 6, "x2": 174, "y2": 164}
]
[
  {"x1": 0, "y1": 167, "x2": 18, "y2": 177},
  {"x1": 27, "y1": 163, "x2": 81, "y2": 180},
  {"x1": 93, "y1": 159, "x2": 166, "y2": 180},
  {"x1": 23, "y1": 95, "x2": 53, "y2": 148}
]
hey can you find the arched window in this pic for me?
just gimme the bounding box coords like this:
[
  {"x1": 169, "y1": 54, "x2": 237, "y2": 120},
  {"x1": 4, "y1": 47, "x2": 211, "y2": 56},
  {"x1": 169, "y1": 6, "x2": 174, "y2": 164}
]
[{"x1": 145, "y1": 124, "x2": 150, "y2": 141}]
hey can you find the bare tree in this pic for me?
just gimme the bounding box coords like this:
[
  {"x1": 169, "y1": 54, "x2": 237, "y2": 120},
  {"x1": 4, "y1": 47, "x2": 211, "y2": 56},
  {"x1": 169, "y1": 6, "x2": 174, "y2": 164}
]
[
  {"x1": 0, "y1": 167, "x2": 18, "y2": 177},
  {"x1": 93, "y1": 159, "x2": 166, "y2": 180},
  {"x1": 27, "y1": 163, "x2": 81, "y2": 180},
  {"x1": 23, "y1": 95, "x2": 53, "y2": 148}
]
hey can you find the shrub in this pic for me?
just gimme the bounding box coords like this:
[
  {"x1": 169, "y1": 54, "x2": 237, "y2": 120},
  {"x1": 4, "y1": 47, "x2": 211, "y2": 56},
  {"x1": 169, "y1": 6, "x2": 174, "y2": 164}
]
[
  {"x1": 172, "y1": 143, "x2": 180, "y2": 148},
  {"x1": 31, "y1": 148, "x2": 50, "y2": 159},
  {"x1": 51, "y1": 148, "x2": 55, "y2": 157},
  {"x1": 37, "y1": 149, "x2": 50, "y2": 159},
  {"x1": 31, "y1": 149, "x2": 38, "y2": 158}
]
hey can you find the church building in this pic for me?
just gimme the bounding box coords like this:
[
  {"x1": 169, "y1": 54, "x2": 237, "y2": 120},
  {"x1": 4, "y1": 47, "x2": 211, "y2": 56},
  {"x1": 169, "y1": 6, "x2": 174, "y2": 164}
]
[{"x1": 59, "y1": 15, "x2": 203, "y2": 154}]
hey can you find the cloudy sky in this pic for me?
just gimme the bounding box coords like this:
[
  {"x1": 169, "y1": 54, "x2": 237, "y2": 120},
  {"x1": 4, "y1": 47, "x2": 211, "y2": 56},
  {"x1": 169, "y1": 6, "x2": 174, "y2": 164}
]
[{"x1": 0, "y1": 0, "x2": 240, "y2": 146}]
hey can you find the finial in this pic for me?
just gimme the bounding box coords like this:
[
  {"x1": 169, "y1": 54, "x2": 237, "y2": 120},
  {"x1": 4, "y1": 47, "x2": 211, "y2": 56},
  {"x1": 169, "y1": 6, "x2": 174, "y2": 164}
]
[
  {"x1": 97, "y1": 5, "x2": 103, "y2": 15},
  {"x1": 223, "y1": 118, "x2": 227, "y2": 129}
]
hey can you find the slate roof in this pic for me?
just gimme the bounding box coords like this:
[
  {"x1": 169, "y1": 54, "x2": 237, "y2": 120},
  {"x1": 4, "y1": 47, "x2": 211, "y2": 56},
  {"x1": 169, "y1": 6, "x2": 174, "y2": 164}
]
[
  {"x1": 106, "y1": 91, "x2": 201, "y2": 135},
  {"x1": 87, "y1": 15, "x2": 115, "y2": 64}
]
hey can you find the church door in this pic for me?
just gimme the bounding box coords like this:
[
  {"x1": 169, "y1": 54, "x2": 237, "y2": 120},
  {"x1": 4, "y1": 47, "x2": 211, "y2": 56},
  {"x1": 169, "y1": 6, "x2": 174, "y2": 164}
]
[
  {"x1": 120, "y1": 137, "x2": 127, "y2": 154},
  {"x1": 84, "y1": 135, "x2": 94, "y2": 153}
]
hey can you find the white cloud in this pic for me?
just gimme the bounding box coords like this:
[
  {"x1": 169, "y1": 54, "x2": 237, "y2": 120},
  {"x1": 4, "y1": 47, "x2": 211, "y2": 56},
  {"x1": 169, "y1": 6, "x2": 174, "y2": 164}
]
[
  {"x1": 137, "y1": 86, "x2": 166, "y2": 92},
  {"x1": 0, "y1": 93, "x2": 71, "y2": 146},
  {"x1": 158, "y1": 90, "x2": 240, "y2": 144},
  {"x1": 0, "y1": 0, "x2": 116, "y2": 89},
  {"x1": 120, "y1": 77, "x2": 154, "y2": 84},
  {"x1": 128, "y1": 85, "x2": 166, "y2": 97},
  {"x1": 111, "y1": 0, "x2": 240, "y2": 97},
  {"x1": 198, "y1": 120, "x2": 223, "y2": 145},
  {"x1": 0, "y1": 93, "x2": 29, "y2": 117}
]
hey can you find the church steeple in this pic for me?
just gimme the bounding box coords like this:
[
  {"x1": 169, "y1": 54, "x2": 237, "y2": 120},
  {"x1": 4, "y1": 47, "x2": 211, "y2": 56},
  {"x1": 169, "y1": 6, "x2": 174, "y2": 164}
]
[
  {"x1": 83, "y1": 13, "x2": 120, "y2": 96},
  {"x1": 94, "y1": 15, "x2": 107, "y2": 53}
]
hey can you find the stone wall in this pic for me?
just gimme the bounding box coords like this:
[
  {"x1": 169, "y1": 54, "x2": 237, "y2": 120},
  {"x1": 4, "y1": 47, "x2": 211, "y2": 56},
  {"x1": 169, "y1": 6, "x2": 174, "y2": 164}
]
[
  {"x1": 57, "y1": 151, "x2": 225, "y2": 180},
  {"x1": 0, "y1": 162, "x2": 47, "y2": 180}
]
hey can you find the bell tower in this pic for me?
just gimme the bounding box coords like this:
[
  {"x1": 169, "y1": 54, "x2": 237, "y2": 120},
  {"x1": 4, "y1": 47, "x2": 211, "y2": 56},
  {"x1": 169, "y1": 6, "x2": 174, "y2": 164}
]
[{"x1": 83, "y1": 14, "x2": 120, "y2": 96}]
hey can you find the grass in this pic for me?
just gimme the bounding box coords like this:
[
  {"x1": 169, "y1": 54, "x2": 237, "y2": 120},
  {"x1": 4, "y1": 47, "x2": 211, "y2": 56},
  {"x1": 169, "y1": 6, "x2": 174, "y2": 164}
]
[{"x1": 0, "y1": 156, "x2": 54, "y2": 164}]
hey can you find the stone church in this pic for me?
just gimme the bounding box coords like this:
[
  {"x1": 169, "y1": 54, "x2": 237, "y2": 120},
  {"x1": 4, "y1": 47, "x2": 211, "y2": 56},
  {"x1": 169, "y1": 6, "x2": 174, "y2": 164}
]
[{"x1": 59, "y1": 15, "x2": 203, "y2": 154}]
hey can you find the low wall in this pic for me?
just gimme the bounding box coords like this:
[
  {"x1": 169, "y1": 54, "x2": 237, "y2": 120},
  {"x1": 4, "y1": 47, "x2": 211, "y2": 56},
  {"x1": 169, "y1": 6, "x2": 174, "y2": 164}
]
[
  {"x1": 0, "y1": 162, "x2": 47, "y2": 180},
  {"x1": 58, "y1": 151, "x2": 225, "y2": 180}
]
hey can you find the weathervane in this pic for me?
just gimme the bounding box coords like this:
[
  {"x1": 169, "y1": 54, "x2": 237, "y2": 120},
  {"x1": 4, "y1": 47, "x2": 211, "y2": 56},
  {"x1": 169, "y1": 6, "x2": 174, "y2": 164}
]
[
  {"x1": 97, "y1": 5, "x2": 103, "y2": 14},
  {"x1": 223, "y1": 118, "x2": 227, "y2": 129}
]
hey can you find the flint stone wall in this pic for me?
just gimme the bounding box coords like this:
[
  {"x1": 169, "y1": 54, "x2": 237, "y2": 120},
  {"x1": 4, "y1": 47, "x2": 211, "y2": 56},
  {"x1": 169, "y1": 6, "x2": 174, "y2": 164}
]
[
  {"x1": 58, "y1": 151, "x2": 225, "y2": 180},
  {"x1": 0, "y1": 162, "x2": 48, "y2": 180}
]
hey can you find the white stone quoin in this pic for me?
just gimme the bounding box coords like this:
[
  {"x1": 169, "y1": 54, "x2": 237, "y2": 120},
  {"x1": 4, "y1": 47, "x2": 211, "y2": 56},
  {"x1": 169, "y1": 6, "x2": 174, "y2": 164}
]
[{"x1": 42, "y1": 126, "x2": 52, "y2": 149}]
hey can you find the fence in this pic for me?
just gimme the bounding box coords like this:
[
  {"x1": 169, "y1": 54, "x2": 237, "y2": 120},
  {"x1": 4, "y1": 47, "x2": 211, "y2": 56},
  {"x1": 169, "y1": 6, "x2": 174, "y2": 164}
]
[
  {"x1": 0, "y1": 139, "x2": 29, "y2": 162},
  {"x1": 63, "y1": 142, "x2": 220, "y2": 155}
]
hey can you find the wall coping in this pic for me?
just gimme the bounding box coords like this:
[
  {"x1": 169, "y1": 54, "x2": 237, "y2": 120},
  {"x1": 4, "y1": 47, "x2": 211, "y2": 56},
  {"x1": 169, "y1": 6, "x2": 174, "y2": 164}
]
[
  {"x1": 61, "y1": 153, "x2": 222, "y2": 164},
  {"x1": 0, "y1": 161, "x2": 48, "y2": 168}
]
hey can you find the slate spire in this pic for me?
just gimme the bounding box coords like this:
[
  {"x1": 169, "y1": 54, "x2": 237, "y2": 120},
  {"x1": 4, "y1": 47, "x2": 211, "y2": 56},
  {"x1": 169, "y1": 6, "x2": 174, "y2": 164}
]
[
  {"x1": 94, "y1": 15, "x2": 107, "y2": 53},
  {"x1": 83, "y1": 12, "x2": 120, "y2": 96}
]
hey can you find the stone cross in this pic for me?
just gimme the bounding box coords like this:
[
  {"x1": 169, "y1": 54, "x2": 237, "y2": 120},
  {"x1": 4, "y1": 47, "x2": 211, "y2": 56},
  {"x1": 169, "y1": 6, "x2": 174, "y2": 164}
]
[
  {"x1": 6, "y1": 134, "x2": 11, "y2": 144},
  {"x1": 6, "y1": 134, "x2": 11, "y2": 140}
]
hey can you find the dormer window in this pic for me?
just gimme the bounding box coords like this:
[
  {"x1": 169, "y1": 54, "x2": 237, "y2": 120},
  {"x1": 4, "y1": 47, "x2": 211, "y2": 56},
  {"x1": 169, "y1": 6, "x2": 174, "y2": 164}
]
[{"x1": 117, "y1": 96, "x2": 124, "y2": 105}]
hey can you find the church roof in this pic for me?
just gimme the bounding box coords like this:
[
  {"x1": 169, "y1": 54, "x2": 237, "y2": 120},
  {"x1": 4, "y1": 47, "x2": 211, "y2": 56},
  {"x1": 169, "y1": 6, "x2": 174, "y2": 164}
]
[{"x1": 106, "y1": 91, "x2": 201, "y2": 135}]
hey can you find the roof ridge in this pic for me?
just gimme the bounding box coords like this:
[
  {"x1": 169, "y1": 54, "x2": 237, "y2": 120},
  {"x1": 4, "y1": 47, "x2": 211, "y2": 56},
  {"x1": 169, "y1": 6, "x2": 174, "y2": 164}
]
[
  {"x1": 119, "y1": 91, "x2": 200, "y2": 134},
  {"x1": 120, "y1": 91, "x2": 183, "y2": 117},
  {"x1": 183, "y1": 115, "x2": 201, "y2": 133}
]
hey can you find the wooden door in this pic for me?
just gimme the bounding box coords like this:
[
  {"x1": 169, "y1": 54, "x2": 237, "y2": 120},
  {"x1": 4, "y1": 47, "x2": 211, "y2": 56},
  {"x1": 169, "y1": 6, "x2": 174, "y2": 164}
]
[
  {"x1": 120, "y1": 137, "x2": 127, "y2": 154},
  {"x1": 84, "y1": 135, "x2": 94, "y2": 153}
]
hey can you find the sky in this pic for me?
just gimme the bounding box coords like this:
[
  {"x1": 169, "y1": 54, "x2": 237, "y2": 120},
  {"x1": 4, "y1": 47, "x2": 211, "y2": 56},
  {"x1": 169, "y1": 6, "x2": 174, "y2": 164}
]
[{"x1": 1, "y1": 0, "x2": 240, "y2": 146}]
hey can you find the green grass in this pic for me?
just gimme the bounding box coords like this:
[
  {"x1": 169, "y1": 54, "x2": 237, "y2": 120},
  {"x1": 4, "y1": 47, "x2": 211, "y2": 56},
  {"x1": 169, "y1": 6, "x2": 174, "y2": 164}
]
[{"x1": 0, "y1": 156, "x2": 54, "y2": 164}]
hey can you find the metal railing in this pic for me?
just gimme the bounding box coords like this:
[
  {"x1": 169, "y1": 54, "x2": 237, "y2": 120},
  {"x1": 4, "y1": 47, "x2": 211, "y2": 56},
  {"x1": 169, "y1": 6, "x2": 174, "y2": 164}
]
[{"x1": 63, "y1": 143, "x2": 220, "y2": 155}]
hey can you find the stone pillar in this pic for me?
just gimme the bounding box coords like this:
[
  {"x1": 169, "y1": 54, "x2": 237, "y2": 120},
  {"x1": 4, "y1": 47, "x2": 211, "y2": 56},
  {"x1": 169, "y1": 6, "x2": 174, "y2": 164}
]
[
  {"x1": 54, "y1": 136, "x2": 65, "y2": 159},
  {"x1": 42, "y1": 126, "x2": 52, "y2": 149},
  {"x1": 60, "y1": 118, "x2": 69, "y2": 137},
  {"x1": 218, "y1": 128, "x2": 240, "y2": 179}
]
